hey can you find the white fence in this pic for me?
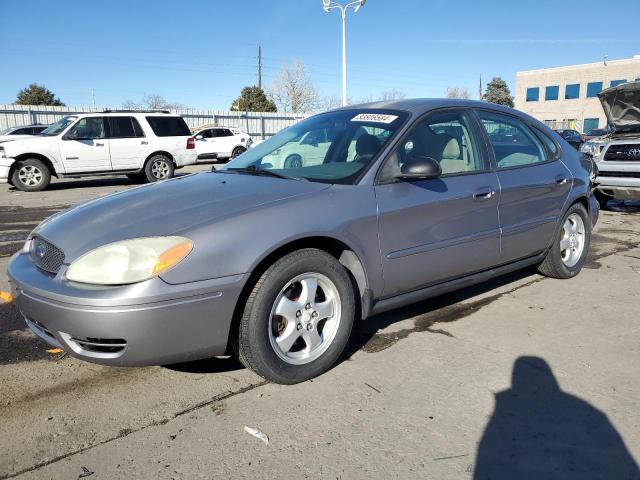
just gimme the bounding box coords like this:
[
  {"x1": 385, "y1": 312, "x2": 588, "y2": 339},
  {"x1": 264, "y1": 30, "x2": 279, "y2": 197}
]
[{"x1": 0, "y1": 104, "x2": 307, "y2": 139}]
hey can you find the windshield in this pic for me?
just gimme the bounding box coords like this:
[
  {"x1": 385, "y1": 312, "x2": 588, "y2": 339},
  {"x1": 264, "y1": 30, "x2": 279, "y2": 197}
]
[
  {"x1": 223, "y1": 109, "x2": 407, "y2": 184},
  {"x1": 41, "y1": 116, "x2": 78, "y2": 136}
]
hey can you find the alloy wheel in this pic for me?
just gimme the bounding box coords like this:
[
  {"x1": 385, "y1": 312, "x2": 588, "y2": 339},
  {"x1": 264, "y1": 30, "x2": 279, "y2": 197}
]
[
  {"x1": 560, "y1": 213, "x2": 586, "y2": 267},
  {"x1": 18, "y1": 165, "x2": 43, "y2": 187}
]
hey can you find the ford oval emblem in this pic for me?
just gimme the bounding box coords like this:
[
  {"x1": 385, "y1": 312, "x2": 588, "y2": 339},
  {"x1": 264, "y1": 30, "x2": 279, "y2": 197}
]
[{"x1": 35, "y1": 244, "x2": 46, "y2": 259}]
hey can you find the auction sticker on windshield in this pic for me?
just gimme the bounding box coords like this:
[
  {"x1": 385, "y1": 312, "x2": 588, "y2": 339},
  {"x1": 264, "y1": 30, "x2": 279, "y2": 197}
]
[{"x1": 351, "y1": 113, "x2": 399, "y2": 124}]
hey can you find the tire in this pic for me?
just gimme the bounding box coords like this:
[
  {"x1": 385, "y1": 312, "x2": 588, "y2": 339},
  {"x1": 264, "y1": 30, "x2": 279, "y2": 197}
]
[
  {"x1": 143, "y1": 155, "x2": 174, "y2": 183},
  {"x1": 283, "y1": 154, "x2": 302, "y2": 169},
  {"x1": 231, "y1": 146, "x2": 246, "y2": 159},
  {"x1": 237, "y1": 248, "x2": 355, "y2": 384},
  {"x1": 594, "y1": 190, "x2": 611, "y2": 209},
  {"x1": 538, "y1": 203, "x2": 590, "y2": 279},
  {"x1": 10, "y1": 158, "x2": 51, "y2": 192}
]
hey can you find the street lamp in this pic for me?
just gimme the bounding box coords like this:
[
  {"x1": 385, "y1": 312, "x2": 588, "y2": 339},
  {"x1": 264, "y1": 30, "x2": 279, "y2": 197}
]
[{"x1": 322, "y1": 0, "x2": 366, "y2": 107}]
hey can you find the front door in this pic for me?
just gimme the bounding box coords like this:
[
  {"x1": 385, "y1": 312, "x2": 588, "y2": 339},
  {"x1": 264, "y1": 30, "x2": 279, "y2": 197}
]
[
  {"x1": 59, "y1": 117, "x2": 111, "y2": 173},
  {"x1": 475, "y1": 109, "x2": 572, "y2": 263},
  {"x1": 375, "y1": 109, "x2": 501, "y2": 297}
]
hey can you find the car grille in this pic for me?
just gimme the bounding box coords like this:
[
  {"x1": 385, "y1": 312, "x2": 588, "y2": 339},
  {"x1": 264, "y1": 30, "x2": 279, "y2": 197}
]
[
  {"x1": 603, "y1": 144, "x2": 640, "y2": 161},
  {"x1": 68, "y1": 336, "x2": 127, "y2": 354},
  {"x1": 598, "y1": 171, "x2": 640, "y2": 178},
  {"x1": 30, "y1": 236, "x2": 65, "y2": 274}
]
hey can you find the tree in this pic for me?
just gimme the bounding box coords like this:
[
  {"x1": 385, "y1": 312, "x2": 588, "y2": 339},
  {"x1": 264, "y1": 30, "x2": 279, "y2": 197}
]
[
  {"x1": 231, "y1": 86, "x2": 276, "y2": 112},
  {"x1": 15, "y1": 84, "x2": 65, "y2": 106},
  {"x1": 445, "y1": 86, "x2": 470, "y2": 99},
  {"x1": 483, "y1": 77, "x2": 514, "y2": 107},
  {"x1": 268, "y1": 60, "x2": 319, "y2": 113},
  {"x1": 378, "y1": 88, "x2": 407, "y2": 101},
  {"x1": 121, "y1": 94, "x2": 185, "y2": 110}
]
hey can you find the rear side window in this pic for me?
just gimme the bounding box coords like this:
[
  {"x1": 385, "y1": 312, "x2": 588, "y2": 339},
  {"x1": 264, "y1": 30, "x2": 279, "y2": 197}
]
[
  {"x1": 218, "y1": 129, "x2": 233, "y2": 137},
  {"x1": 477, "y1": 111, "x2": 547, "y2": 168},
  {"x1": 108, "y1": 117, "x2": 145, "y2": 138},
  {"x1": 533, "y1": 126, "x2": 559, "y2": 158},
  {"x1": 145, "y1": 116, "x2": 191, "y2": 137}
]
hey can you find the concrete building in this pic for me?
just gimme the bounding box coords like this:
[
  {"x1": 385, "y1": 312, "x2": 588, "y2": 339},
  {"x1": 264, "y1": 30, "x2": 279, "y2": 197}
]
[{"x1": 515, "y1": 55, "x2": 640, "y2": 134}]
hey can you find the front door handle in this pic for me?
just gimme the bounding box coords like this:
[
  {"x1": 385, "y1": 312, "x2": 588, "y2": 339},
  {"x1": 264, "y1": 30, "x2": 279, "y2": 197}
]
[
  {"x1": 555, "y1": 174, "x2": 568, "y2": 185},
  {"x1": 473, "y1": 188, "x2": 495, "y2": 201},
  {"x1": 95, "y1": 142, "x2": 104, "y2": 147}
]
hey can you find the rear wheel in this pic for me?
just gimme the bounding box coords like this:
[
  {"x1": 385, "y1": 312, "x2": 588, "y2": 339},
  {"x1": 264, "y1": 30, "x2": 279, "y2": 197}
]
[
  {"x1": 538, "y1": 203, "x2": 590, "y2": 279},
  {"x1": 231, "y1": 146, "x2": 246, "y2": 159},
  {"x1": 11, "y1": 158, "x2": 51, "y2": 192},
  {"x1": 237, "y1": 248, "x2": 355, "y2": 384},
  {"x1": 144, "y1": 155, "x2": 174, "y2": 182}
]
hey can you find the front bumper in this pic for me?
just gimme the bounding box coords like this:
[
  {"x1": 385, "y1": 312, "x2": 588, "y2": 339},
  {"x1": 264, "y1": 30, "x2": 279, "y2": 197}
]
[
  {"x1": 7, "y1": 252, "x2": 248, "y2": 366},
  {"x1": 595, "y1": 175, "x2": 640, "y2": 200},
  {"x1": 0, "y1": 157, "x2": 14, "y2": 183}
]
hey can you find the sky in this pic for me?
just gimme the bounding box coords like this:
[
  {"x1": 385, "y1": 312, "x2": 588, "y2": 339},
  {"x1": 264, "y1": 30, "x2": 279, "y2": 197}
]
[{"x1": 1, "y1": 0, "x2": 639, "y2": 110}]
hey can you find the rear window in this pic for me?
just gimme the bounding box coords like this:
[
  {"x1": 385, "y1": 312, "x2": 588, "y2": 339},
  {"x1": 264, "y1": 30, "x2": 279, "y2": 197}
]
[{"x1": 145, "y1": 116, "x2": 191, "y2": 137}]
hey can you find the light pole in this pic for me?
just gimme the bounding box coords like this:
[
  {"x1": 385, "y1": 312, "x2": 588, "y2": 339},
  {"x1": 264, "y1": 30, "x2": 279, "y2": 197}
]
[{"x1": 322, "y1": 0, "x2": 366, "y2": 107}]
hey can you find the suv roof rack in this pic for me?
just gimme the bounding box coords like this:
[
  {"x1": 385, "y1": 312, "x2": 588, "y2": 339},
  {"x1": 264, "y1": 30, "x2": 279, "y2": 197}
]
[{"x1": 102, "y1": 109, "x2": 171, "y2": 114}]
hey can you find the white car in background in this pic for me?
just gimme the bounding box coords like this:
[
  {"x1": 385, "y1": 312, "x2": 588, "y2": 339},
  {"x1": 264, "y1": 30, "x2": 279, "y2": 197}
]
[
  {"x1": 193, "y1": 126, "x2": 252, "y2": 162},
  {"x1": 0, "y1": 110, "x2": 197, "y2": 191},
  {"x1": 0, "y1": 124, "x2": 49, "y2": 143}
]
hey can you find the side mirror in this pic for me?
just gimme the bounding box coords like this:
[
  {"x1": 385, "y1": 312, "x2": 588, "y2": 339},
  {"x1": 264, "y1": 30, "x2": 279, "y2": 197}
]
[
  {"x1": 195, "y1": 135, "x2": 204, "y2": 140},
  {"x1": 396, "y1": 156, "x2": 441, "y2": 180},
  {"x1": 63, "y1": 130, "x2": 79, "y2": 141}
]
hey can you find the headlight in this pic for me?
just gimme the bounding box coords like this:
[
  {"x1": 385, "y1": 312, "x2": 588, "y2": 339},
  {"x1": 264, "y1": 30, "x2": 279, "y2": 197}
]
[
  {"x1": 66, "y1": 236, "x2": 193, "y2": 285},
  {"x1": 580, "y1": 142, "x2": 597, "y2": 155}
]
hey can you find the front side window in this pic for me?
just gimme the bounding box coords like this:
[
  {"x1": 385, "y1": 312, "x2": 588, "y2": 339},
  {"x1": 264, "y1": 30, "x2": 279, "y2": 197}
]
[
  {"x1": 526, "y1": 87, "x2": 539, "y2": 102},
  {"x1": 384, "y1": 110, "x2": 485, "y2": 178},
  {"x1": 587, "y1": 82, "x2": 603, "y2": 98},
  {"x1": 545, "y1": 86, "x2": 559, "y2": 101},
  {"x1": 224, "y1": 109, "x2": 407, "y2": 185},
  {"x1": 565, "y1": 84, "x2": 580, "y2": 99},
  {"x1": 108, "y1": 117, "x2": 144, "y2": 138},
  {"x1": 198, "y1": 129, "x2": 213, "y2": 138},
  {"x1": 477, "y1": 111, "x2": 547, "y2": 168},
  {"x1": 66, "y1": 117, "x2": 106, "y2": 139},
  {"x1": 41, "y1": 116, "x2": 77, "y2": 136}
]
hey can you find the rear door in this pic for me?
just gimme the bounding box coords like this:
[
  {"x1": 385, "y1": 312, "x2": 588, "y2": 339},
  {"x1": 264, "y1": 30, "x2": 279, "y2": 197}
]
[
  {"x1": 475, "y1": 109, "x2": 571, "y2": 263},
  {"x1": 107, "y1": 116, "x2": 148, "y2": 170},
  {"x1": 375, "y1": 108, "x2": 501, "y2": 297},
  {"x1": 59, "y1": 117, "x2": 111, "y2": 173}
]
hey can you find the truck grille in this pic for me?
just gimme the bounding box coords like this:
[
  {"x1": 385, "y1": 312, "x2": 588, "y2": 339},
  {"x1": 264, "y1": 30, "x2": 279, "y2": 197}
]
[
  {"x1": 598, "y1": 171, "x2": 640, "y2": 178},
  {"x1": 30, "y1": 236, "x2": 65, "y2": 274},
  {"x1": 603, "y1": 144, "x2": 640, "y2": 161}
]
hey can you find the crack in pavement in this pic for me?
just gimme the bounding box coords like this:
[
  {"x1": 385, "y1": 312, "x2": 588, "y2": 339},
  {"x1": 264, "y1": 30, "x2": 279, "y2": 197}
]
[{"x1": 0, "y1": 380, "x2": 269, "y2": 480}]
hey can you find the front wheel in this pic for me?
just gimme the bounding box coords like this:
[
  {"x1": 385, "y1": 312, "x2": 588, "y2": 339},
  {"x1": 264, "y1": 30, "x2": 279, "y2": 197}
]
[
  {"x1": 236, "y1": 248, "x2": 355, "y2": 384},
  {"x1": 538, "y1": 203, "x2": 590, "y2": 279},
  {"x1": 11, "y1": 158, "x2": 51, "y2": 192},
  {"x1": 144, "y1": 155, "x2": 174, "y2": 182},
  {"x1": 231, "y1": 146, "x2": 246, "y2": 159}
]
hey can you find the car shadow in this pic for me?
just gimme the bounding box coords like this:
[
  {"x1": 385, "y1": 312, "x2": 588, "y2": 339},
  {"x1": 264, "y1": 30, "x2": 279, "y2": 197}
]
[
  {"x1": 164, "y1": 355, "x2": 244, "y2": 374},
  {"x1": 342, "y1": 266, "x2": 538, "y2": 359},
  {"x1": 473, "y1": 356, "x2": 640, "y2": 479}
]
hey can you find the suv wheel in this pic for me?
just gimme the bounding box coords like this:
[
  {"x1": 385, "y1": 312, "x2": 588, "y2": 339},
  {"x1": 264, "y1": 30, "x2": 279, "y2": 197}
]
[
  {"x1": 538, "y1": 203, "x2": 590, "y2": 279},
  {"x1": 284, "y1": 154, "x2": 302, "y2": 169},
  {"x1": 11, "y1": 159, "x2": 51, "y2": 192},
  {"x1": 237, "y1": 248, "x2": 355, "y2": 384},
  {"x1": 144, "y1": 155, "x2": 174, "y2": 182},
  {"x1": 231, "y1": 146, "x2": 246, "y2": 159}
]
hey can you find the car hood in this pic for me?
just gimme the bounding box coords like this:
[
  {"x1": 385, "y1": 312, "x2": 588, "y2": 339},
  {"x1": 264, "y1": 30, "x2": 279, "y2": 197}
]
[
  {"x1": 2, "y1": 135, "x2": 54, "y2": 152},
  {"x1": 35, "y1": 172, "x2": 330, "y2": 262},
  {"x1": 598, "y1": 81, "x2": 640, "y2": 133}
]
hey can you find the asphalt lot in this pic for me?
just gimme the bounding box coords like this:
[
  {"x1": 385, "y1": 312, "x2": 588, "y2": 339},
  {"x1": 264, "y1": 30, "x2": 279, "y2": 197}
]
[{"x1": 1, "y1": 168, "x2": 640, "y2": 479}]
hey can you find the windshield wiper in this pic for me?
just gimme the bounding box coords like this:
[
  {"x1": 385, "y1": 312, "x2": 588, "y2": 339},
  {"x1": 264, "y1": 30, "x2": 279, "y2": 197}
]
[{"x1": 225, "y1": 165, "x2": 306, "y2": 181}]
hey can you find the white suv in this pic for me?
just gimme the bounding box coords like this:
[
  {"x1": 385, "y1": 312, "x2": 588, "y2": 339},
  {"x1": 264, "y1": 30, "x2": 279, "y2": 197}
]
[
  {"x1": 193, "y1": 126, "x2": 252, "y2": 162},
  {"x1": 0, "y1": 111, "x2": 197, "y2": 191}
]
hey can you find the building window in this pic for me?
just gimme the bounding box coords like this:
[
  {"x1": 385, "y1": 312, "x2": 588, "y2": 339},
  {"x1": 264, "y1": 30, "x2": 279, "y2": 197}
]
[
  {"x1": 586, "y1": 82, "x2": 603, "y2": 98},
  {"x1": 610, "y1": 79, "x2": 627, "y2": 88},
  {"x1": 526, "y1": 87, "x2": 539, "y2": 102},
  {"x1": 583, "y1": 118, "x2": 599, "y2": 133},
  {"x1": 565, "y1": 84, "x2": 580, "y2": 99},
  {"x1": 545, "y1": 86, "x2": 559, "y2": 101}
]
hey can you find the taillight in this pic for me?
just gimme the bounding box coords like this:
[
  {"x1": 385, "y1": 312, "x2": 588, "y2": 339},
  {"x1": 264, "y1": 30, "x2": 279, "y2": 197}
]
[{"x1": 187, "y1": 137, "x2": 195, "y2": 149}]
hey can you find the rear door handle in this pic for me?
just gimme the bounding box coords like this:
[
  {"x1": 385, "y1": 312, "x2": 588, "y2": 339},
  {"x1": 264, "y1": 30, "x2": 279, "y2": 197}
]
[
  {"x1": 555, "y1": 174, "x2": 568, "y2": 185},
  {"x1": 141, "y1": 141, "x2": 148, "y2": 145},
  {"x1": 473, "y1": 188, "x2": 495, "y2": 201},
  {"x1": 95, "y1": 142, "x2": 104, "y2": 147}
]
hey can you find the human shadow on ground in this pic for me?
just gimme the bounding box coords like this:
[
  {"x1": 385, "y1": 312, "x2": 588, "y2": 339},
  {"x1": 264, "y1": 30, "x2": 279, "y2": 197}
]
[{"x1": 473, "y1": 356, "x2": 640, "y2": 480}]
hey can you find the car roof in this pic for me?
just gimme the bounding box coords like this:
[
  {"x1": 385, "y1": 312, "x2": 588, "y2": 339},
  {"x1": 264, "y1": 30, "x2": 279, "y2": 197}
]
[{"x1": 62, "y1": 111, "x2": 182, "y2": 118}]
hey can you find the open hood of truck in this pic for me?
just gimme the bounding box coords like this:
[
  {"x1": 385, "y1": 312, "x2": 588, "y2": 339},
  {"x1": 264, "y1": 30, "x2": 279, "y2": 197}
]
[{"x1": 598, "y1": 81, "x2": 640, "y2": 134}]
